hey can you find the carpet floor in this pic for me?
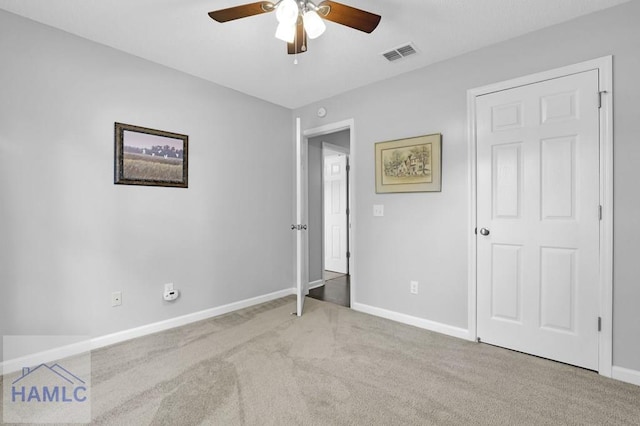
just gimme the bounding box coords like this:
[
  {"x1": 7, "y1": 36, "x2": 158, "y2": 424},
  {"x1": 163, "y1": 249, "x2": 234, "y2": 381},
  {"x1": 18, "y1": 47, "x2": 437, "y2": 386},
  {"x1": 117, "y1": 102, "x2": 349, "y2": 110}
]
[{"x1": 3, "y1": 296, "x2": 640, "y2": 425}]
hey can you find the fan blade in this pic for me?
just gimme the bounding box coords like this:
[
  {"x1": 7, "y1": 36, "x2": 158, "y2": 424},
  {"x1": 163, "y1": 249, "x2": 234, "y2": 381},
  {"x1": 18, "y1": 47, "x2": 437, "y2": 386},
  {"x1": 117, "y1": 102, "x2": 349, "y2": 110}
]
[
  {"x1": 318, "y1": 1, "x2": 381, "y2": 33},
  {"x1": 208, "y1": 2, "x2": 275, "y2": 23},
  {"x1": 287, "y1": 21, "x2": 308, "y2": 54}
]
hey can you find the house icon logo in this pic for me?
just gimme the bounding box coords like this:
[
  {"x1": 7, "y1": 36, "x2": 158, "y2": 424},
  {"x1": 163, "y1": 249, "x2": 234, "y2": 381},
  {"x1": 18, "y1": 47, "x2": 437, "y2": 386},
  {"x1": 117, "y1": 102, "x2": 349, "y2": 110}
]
[{"x1": 11, "y1": 363, "x2": 88, "y2": 403}]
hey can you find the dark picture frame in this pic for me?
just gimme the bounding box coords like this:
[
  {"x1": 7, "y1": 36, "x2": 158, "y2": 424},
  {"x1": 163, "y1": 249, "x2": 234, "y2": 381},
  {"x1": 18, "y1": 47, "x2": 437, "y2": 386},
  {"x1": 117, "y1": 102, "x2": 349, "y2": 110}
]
[{"x1": 114, "y1": 122, "x2": 188, "y2": 188}]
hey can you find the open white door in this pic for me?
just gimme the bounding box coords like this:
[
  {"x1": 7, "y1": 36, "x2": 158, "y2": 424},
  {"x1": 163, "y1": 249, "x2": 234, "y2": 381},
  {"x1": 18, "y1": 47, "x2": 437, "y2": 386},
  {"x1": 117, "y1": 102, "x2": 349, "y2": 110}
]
[
  {"x1": 324, "y1": 153, "x2": 348, "y2": 273},
  {"x1": 295, "y1": 117, "x2": 308, "y2": 316}
]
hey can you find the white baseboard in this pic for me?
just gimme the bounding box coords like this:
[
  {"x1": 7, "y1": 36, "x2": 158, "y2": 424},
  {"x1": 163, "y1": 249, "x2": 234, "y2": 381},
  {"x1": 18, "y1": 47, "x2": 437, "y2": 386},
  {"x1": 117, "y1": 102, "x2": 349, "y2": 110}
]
[
  {"x1": 351, "y1": 302, "x2": 471, "y2": 341},
  {"x1": 1, "y1": 287, "x2": 296, "y2": 375},
  {"x1": 612, "y1": 366, "x2": 640, "y2": 387},
  {"x1": 91, "y1": 288, "x2": 294, "y2": 350},
  {"x1": 1, "y1": 340, "x2": 92, "y2": 377},
  {"x1": 308, "y1": 279, "x2": 324, "y2": 290},
  {"x1": 353, "y1": 303, "x2": 639, "y2": 388}
]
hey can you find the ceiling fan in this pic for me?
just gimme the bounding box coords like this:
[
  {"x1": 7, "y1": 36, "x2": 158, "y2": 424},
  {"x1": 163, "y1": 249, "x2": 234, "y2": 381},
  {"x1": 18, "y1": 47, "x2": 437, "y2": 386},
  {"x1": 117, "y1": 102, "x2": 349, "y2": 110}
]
[{"x1": 208, "y1": 0, "x2": 381, "y2": 55}]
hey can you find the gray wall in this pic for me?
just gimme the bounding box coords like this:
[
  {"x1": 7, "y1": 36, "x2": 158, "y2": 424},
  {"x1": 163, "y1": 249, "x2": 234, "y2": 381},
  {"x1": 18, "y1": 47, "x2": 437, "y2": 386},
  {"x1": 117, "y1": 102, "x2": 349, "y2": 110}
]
[
  {"x1": 294, "y1": 1, "x2": 640, "y2": 371},
  {"x1": 0, "y1": 11, "x2": 293, "y2": 361},
  {"x1": 307, "y1": 130, "x2": 350, "y2": 282},
  {"x1": 3, "y1": 2, "x2": 640, "y2": 374}
]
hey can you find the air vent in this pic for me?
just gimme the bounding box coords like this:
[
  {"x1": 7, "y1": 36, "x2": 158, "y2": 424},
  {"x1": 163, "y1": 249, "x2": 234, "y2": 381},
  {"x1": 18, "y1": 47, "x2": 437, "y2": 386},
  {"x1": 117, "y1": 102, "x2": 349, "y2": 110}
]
[
  {"x1": 397, "y1": 44, "x2": 417, "y2": 57},
  {"x1": 383, "y1": 50, "x2": 403, "y2": 62},
  {"x1": 382, "y1": 43, "x2": 418, "y2": 62}
]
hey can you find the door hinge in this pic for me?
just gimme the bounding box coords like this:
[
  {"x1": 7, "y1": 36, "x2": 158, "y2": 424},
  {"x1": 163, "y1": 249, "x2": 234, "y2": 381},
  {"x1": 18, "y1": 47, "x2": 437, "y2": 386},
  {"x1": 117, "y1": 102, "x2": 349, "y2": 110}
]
[
  {"x1": 346, "y1": 164, "x2": 351, "y2": 172},
  {"x1": 346, "y1": 208, "x2": 350, "y2": 215},
  {"x1": 599, "y1": 205, "x2": 603, "y2": 221},
  {"x1": 347, "y1": 251, "x2": 351, "y2": 258},
  {"x1": 474, "y1": 227, "x2": 477, "y2": 235},
  {"x1": 598, "y1": 91, "x2": 607, "y2": 109},
  {"x1": 598, "y1": 316, "x2": 602, "y2": 332}
]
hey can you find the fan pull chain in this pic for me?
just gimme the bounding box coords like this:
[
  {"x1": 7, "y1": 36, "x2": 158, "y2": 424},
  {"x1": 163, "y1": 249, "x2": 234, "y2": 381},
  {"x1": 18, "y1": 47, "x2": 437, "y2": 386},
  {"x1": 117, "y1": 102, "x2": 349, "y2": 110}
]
[{"x1": 294, "y1": 23, "x2": 298, "y2": 64}]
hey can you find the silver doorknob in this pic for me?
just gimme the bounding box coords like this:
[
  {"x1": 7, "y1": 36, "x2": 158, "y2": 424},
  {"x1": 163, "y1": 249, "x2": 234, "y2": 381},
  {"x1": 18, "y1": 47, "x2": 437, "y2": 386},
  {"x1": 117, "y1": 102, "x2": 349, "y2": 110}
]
[{"x1": 479, "y1": 228, "x2": 490, "y2": 236}]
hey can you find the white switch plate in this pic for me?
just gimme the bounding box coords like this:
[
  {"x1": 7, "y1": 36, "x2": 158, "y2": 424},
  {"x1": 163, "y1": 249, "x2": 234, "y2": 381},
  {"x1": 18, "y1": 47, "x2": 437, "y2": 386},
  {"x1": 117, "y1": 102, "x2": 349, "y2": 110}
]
[
  {"x1": 111, "y1": 291, "x2": 122, "y2": 307},
  {"x1": 410, "y1": 281, "x2": 419, "y2": 294},
  {"x1": 373, "y1": 204, "x2": 384, "y2": 217}
]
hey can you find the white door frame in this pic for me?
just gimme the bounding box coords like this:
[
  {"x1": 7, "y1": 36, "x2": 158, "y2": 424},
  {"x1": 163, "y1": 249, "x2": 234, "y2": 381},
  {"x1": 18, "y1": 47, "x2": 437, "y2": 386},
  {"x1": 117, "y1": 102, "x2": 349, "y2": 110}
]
[
  {"x1": 295, "y1": 117, "x2": 307, "y2": 316},
  {"x1": 322, "y1": 142, "x2": 350, "y2": 281},
  {"x1": 303, "y1": 119, "x2": 356, "y2": 307},
  {"x1": 467, "y1": 56, "x2": 613, "y2": 376}
]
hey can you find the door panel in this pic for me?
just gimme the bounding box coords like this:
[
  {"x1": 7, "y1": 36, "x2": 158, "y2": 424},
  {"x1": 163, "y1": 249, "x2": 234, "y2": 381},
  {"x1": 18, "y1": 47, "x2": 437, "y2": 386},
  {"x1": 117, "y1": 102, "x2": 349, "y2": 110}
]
[
  {"x1": 541, "y1": 136, "x2": 576, "y2": 219},
  {"x1": 324, "y1": 154, "x2": 347, "y2": 273},
  {"x1": 491, "y1": 243, "x2": 522, "y2": 323},
  {"x1": 476, "y1": 70, "x2": 600, "y2": 370},
  {"x1": 295, "y1": 118, "x2": 308, "y2": 316},
  {"x1": 492, "y1": 143, "x2": 522, "y2": 218},
  {"x1": 540, "y1": 247, "x2": 576, "y2": 332}
]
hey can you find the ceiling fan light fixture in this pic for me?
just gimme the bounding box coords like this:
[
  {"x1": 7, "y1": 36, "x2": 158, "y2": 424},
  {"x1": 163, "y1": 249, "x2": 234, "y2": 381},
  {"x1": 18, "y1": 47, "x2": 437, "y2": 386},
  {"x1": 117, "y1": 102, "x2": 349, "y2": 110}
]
[
  {"x1": 275, "y1": 21, "x2": 296, "y2": 43},
  {"x1": 208, "y1": 1, "x2": 381, "y2": 55},
  {"x1": 275, "y1": 0, "x2": 299, "y2": 25},
  {"x1": 302, "y1": 9, "x2": 326, "y2": 39}
]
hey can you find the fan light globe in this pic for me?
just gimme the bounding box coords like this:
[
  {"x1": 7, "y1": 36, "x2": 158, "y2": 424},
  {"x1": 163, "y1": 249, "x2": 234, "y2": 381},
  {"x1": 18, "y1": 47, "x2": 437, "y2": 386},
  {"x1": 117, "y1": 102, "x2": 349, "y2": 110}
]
[
  {"x1": 276, "y1": 0, "x2": 299, "y2": 25},
  {"x1": 302, "y1": 9, "x2": 326, "y2": 39},
  {"x1": 275, "y1": 22, "x2": 296, "y2": 43}
]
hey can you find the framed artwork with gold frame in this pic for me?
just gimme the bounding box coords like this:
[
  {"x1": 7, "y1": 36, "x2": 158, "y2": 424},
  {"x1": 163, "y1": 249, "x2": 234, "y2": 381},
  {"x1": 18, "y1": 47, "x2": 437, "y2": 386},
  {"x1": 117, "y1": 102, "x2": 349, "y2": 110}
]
[{"x1": 375, "y1": 133, "x2": 441, "y2": 193}]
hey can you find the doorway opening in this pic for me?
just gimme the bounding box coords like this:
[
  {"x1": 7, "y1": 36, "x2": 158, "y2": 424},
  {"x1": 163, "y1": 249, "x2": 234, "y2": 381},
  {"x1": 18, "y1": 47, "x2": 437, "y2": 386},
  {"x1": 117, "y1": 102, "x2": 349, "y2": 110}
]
[{"x1": 306, "y1": 129, "x2": 351, "y2": 308}]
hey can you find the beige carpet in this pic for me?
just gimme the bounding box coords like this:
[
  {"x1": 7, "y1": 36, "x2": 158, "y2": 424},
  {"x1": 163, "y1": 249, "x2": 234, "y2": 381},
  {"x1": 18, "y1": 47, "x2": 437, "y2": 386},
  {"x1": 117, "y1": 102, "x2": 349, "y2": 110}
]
[{"x1": 3, "y1": 296, "x2": 640, "y2": 425}]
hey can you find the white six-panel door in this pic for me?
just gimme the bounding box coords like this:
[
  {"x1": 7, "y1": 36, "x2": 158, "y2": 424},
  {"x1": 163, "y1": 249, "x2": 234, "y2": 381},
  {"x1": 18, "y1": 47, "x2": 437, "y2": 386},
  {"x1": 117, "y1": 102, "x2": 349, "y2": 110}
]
[
  {"x1": 324, "y1": 154, "x2": 348, "y2": 274},
  {"x1": 476, "y1": 70, "x2": 600, "y2": 370}
]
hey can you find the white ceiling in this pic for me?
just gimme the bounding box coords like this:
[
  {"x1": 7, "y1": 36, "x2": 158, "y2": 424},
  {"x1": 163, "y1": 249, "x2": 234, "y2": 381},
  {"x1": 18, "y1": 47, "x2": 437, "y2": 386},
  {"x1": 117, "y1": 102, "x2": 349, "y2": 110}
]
[{"x1": 0, "y1": 0, "x2": 630, "y2": 108}]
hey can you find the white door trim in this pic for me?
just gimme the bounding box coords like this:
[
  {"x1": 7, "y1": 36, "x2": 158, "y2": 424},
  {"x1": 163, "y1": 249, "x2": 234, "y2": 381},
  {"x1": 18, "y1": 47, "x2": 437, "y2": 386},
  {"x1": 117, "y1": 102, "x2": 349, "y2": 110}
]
[
  {"x1": 467, "y1": 56, "x2": 613, "y2": 376},
  {"x1": 304, "y1": 119, "x2": 356, "y2": 306}
]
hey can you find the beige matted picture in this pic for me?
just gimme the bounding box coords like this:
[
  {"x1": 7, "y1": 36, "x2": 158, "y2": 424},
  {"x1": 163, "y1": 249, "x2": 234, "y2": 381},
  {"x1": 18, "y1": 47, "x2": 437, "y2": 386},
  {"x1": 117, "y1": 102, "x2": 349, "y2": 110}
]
[{"x1": 375, "y1": 133, "x2": 442, "y2": 193}]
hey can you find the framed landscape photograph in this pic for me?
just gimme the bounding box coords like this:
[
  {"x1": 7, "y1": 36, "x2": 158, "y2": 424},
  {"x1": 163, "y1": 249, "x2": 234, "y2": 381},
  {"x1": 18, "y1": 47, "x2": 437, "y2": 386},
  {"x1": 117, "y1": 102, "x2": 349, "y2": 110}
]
[
  {"x1": 375, "y1": 133, "x2": 442, "y2": 193},
  {"x1": 114, "y1": 122, "x2": 188, "y2": 188}
]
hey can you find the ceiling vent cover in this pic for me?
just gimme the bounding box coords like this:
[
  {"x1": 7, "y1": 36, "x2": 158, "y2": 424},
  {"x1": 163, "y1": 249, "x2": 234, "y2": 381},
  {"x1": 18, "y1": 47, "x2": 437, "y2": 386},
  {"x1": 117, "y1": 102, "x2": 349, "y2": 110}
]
[{"x1": 382, "y1": 43, "x2": 417, "y2": 62}]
